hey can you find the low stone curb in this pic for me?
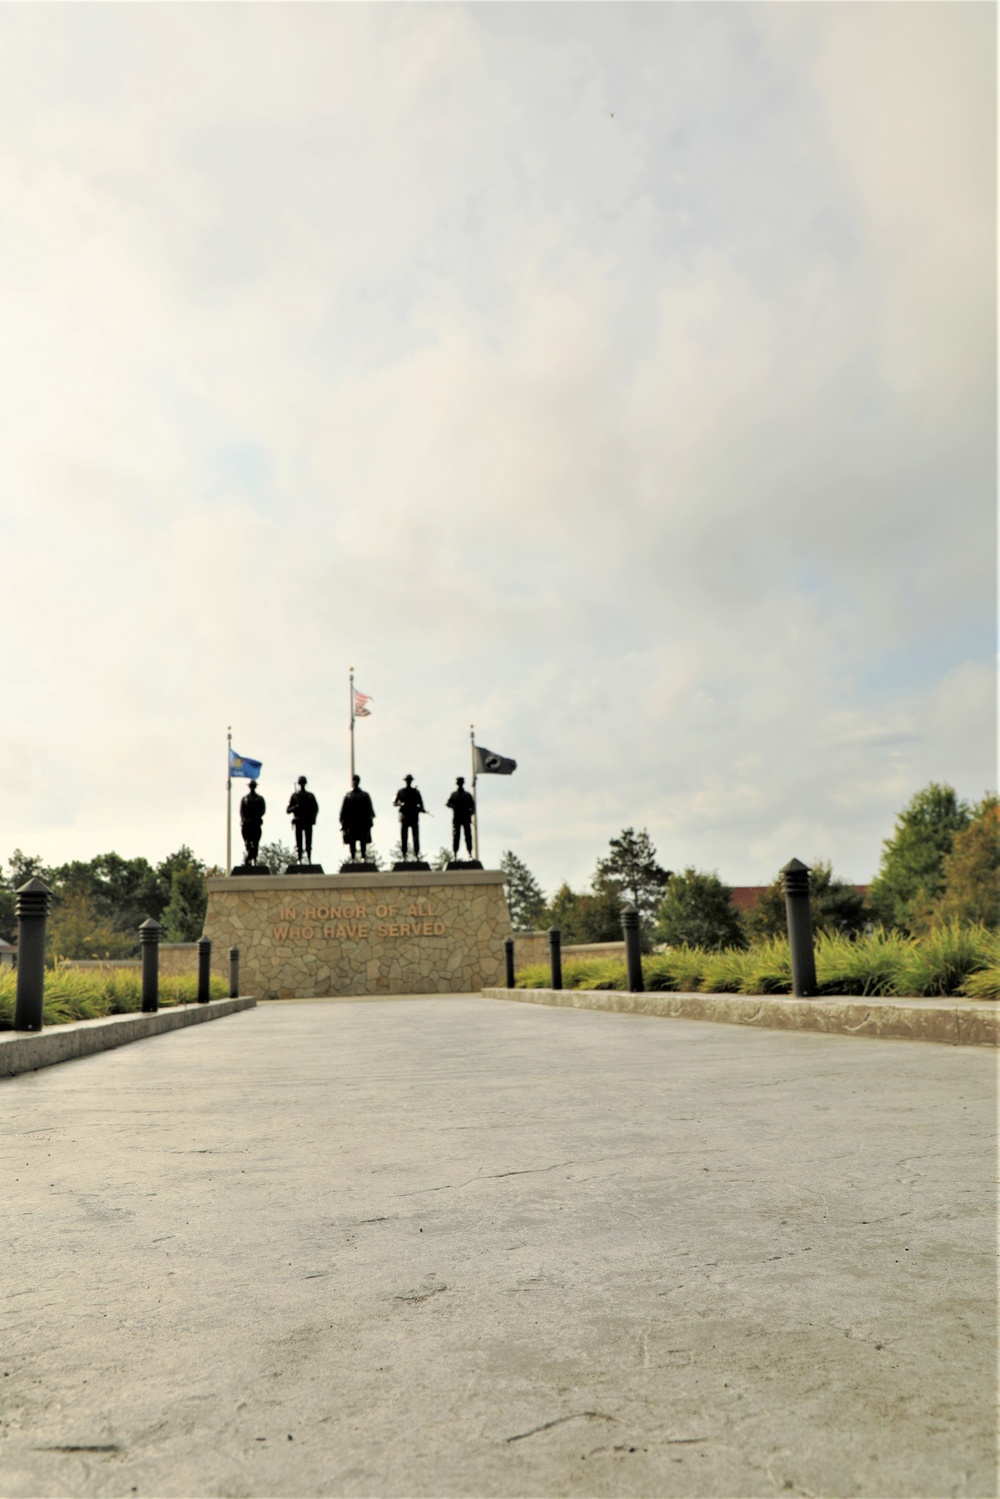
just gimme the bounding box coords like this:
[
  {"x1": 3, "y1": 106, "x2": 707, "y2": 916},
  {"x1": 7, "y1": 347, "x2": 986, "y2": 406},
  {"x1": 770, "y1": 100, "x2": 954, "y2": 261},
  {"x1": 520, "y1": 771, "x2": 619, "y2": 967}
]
[
  {"x1": 0, "y1": 996, "x2": 257, "y2": 1079},
  {"x1": 481, "y1": 986, "x2": 998, "y2": 1047}
]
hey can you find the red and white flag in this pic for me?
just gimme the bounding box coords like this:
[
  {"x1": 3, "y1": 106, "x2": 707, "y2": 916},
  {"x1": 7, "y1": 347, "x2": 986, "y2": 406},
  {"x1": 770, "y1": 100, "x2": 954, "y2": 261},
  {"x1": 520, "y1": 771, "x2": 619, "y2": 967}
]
[{"x1": 354, "y1": 689, "x2": 372, "y2": 718}]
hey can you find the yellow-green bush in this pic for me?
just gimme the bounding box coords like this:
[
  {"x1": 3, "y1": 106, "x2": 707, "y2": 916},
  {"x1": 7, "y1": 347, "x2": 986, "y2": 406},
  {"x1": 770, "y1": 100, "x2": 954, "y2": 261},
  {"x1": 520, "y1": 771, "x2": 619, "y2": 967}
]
[
  {"x1": 0, "y1": 968, "x2": 228, "y2": 1028},
  {"x1": 514, "y1": 926, "x2": 999, "y2": 999}
]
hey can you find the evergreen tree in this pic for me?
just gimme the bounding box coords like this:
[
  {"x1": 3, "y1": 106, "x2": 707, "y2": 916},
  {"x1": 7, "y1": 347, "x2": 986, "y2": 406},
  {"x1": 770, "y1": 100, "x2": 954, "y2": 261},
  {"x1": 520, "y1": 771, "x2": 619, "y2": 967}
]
[
  {"x1": 159, "y1": 852, "x2": 208, "y2": 942},
  {"x1": 594, "y1": 827, "x2": 670, "y2": 942},
  {"x1": 655, "y1": 868, "x2": 746, "y2": 950},
  {"x1": 868, "y1": 783, "x2": 971, "y2": 931},
  {"x1": 500, "y1": 851, "x2": 546, "y2": 930}
]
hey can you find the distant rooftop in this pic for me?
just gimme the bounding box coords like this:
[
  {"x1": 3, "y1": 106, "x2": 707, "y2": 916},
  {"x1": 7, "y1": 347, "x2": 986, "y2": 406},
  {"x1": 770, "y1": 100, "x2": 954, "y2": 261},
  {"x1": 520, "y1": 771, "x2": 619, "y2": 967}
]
[{"x1": 730, "y1": 885, "x2": 869, "y2": 913}]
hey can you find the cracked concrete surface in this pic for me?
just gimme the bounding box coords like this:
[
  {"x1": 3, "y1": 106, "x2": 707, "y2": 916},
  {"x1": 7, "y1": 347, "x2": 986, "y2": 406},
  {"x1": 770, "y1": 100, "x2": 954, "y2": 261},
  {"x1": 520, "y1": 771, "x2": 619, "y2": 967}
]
[{"x1": 1, "y1": 995, "x2": 995, "y2": 1498}]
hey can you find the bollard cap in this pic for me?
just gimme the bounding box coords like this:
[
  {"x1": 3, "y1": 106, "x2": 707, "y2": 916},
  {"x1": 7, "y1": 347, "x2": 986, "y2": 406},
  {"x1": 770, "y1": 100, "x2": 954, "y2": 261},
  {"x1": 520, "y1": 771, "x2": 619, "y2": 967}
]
[
  {"x1": 197, "y1": 935, "x2": 211, "y2": 949},
  {"x1": 15, "y1": 877, "x2": 52, "y2": 918},
  {"x1": 781, "y1": 858, "x2": 811, "y2": 895},
  {"x1": 622, "y1": 902, "x2": 640, "y2": 927},
  {"x1": 547, "y1": 926, "x2": 561, "y2": 940},
  {"x1": 139, "y1": 917, "x2": 162, "y2": 940}
]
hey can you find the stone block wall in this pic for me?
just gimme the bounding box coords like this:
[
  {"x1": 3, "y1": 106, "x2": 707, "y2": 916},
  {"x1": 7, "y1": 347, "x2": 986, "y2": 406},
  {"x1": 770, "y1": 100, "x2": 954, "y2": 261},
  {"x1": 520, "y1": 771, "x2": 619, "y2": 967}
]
[
  {"x1": 160, "y1": 944, "x2": 199, "y2": 977},
  {"x1": 204, "y1": 870, "x2": 512, "y2": 999},
  {"x1": 512, "y1": 933, "x2": 627, "y2": 968},
  {"x1": 59, "y1": 945, "x2": 198, "y2": 977}
]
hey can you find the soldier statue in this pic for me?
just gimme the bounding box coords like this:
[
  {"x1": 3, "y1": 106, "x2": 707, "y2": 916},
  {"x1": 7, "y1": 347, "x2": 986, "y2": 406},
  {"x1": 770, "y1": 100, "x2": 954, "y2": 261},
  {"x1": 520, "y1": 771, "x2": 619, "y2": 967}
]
[
  {"x1": 239, "y1": 779, "x2": 266, "y2": 866},
  {"x1": 286, "y1": 776, "x2": 319, "y2": 864},
  {"x1": 393, "y1": 774, "x2": 426, "y2": 860},
  {"x1": 340, "y1": 774, "x2": 375, "y2": 861},
  {"x1": 446, "y1": 776, "x2": 476, "y2": 858}
]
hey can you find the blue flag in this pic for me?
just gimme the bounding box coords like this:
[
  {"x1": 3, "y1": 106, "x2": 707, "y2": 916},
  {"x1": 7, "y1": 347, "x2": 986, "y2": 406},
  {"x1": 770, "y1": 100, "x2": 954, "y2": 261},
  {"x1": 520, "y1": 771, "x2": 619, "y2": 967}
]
[{"x1": 229, "y1": 749, "x2": 262, "y2": 779}]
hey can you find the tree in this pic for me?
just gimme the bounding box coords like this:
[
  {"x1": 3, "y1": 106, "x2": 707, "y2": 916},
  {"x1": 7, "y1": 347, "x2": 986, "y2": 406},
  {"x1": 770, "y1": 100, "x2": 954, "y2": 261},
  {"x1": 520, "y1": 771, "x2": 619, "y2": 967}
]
[
  {"x1": 912, "y1": 794, "x2": 1000, "y2": 930},
  {"x1": 595, "y1": 828, "x2": 670, "y2": 913},
  {"x1": 160, "y1": 863, "x2": 209, "y2": 941},
  {"x1": 500, "y1": 851, "x2": 546, "y2": 930},
  {"x1": 48, "y1": 891, "x2": 135, "y2": 962},
  {"x1": 654, "y1": 869, "x2": 746, "y2": 950},
  {"x1": 1, "y1": 850, "x2": 50, "y2": 938},
  {"x1": 868, "y1": 783, "x2": 971, "y2": 932},
  {"x1": 573, "y1": 885, "x2": 627, "y2": 944},
  {"x1": 543, "y1": 883, "x2": 586, "y2": 945},
  {"x1": 50, "y1": 852, "x2": 163, "y2": 937},
  {"x1": 430, "y1": 847, "x2": 453, "y2": 871},
  {"x1": 258, "y1": 840, "x2": 297, "y2": 875},
  {"x1": 744, "y1": 861, "x2": 868, "y2": 941}
]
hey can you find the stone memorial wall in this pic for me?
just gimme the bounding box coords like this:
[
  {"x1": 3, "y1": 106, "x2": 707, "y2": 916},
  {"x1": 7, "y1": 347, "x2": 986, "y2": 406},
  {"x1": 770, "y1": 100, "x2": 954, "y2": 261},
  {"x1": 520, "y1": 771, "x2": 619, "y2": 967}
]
[{"x1": 204, "y1": 869, "x2": 511, "y2": 999}]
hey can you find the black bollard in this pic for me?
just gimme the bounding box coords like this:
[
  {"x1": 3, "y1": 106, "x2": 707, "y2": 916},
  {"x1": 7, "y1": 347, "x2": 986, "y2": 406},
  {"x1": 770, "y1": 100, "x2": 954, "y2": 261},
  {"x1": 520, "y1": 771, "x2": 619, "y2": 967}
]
[
  {"x1": 622, "y1": 902, "x2": 644, "y2": 993},
  {"x1": 781, "y1": 858, "x2": 817, "y2": 997},
  {"x1": 504, "y1": 936, "x2": 515, "y2": 988},
  {"x1": 197, "y1": 936, "x2": 211, "y2": 1004},
  {"x1": 139, "y1": 917, "x2": 161, "y2": 1013},
  {"x1": 229, "y1": 946, "x2": 240, "y2": 999},
  {"x1": 548, "y1": 926, "x2": 562, "y2": 991},
  {"x1": 13, "y1": 878, "x2": 52, "y2": 1032}
]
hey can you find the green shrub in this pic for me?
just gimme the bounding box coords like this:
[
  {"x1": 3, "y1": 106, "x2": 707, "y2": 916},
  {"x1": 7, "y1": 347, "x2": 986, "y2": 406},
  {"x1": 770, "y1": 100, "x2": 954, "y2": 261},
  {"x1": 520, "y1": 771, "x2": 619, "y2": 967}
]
[
  {"x1": 0, "y1": 968, "x2": 227, "y2": 1029},
  {"x1": 960, "y1": 964, "x2": 1000, "y2": 999},
  {"x1": 513, "y1": 925, "x2": 998, "y2": 999},
  {"x1": 814, "y1": 928, "x2": 909, "y2": 996},
  {"x1": 893, "y1": 921, "x2": 998, "y2": 998}
]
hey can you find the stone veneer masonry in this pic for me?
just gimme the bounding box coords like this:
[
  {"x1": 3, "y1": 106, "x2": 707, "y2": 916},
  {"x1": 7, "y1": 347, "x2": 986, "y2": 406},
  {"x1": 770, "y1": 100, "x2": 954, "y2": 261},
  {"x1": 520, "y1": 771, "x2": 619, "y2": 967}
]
[{"x1": 204, "y1": 870, "x2": 511, "y2": 999}]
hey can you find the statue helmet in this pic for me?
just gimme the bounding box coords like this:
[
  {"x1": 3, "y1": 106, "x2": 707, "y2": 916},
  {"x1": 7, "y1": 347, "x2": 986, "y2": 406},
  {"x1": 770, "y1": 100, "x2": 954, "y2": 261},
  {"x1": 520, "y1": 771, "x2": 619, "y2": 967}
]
[
  {"x1": 456, "y1": 776, "x2": 465, "y2": 786},
  {"x1": 249, "y1": 779, "x2": 258, "y2": 790},
  {"x1": 404, "y1": 774, "x2": 413, "y2": 783},
  {"x1": 298, "y1": 776, "x2": 307, "y2": 786}
]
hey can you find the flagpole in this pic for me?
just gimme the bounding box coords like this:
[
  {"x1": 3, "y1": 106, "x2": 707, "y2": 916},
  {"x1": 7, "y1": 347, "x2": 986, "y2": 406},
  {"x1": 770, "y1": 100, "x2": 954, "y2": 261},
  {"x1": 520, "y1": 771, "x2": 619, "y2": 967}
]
[
  {"x1": 470, "y1": 724, "x2": 479, "y2": 862},
  {"x1": 226, "y1": 726, "x2": 232, "y2": 876},
  {"x1": 349, "y1": 667, "x2": 355, "y2": 782}
]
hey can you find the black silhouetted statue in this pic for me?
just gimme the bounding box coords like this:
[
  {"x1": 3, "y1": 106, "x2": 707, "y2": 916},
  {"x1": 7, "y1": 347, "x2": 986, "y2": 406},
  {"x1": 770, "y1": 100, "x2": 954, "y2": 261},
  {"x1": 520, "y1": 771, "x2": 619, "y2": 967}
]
[
  {"x1": 393, "y1": 775, "x2": 426, "y2": 860},
  {"x1": 447, "y1": 776, "x2": 476, "y2": 857},
  {"x1": 286, "y1": 776, "x2": 319, "y2": 864},
  {"x1": 240, "y1": 780, "x2": 266, "y2": 865},
  {"x1": 340, "y1": 775, "x2": 375, "y2": 861}
]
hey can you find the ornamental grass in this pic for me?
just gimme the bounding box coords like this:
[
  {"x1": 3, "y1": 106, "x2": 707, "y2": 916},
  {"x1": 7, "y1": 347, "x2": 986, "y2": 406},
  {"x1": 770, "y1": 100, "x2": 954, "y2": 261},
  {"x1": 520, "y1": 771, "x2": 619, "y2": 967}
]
[
  {"x1": 515, "y1": 925, "x2": 999, "y2": 999},
  {"x1": 0, "y1": 968, "x2": 227, "y2": 1029}
]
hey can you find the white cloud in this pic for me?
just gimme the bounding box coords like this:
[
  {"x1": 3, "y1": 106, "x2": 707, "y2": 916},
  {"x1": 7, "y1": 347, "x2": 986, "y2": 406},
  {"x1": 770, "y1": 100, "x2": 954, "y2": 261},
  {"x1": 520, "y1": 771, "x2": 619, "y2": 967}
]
[{"x1": 0, "y1": 4, "x2": 993, "y2": 894}]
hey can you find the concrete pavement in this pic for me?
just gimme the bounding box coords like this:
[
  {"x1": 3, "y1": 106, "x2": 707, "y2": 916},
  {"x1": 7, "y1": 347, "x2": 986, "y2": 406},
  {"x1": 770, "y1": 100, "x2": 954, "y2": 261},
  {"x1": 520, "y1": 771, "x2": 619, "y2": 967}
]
[{"x1": 1, "y1": 995, "x2": 995, "y2": 1498}]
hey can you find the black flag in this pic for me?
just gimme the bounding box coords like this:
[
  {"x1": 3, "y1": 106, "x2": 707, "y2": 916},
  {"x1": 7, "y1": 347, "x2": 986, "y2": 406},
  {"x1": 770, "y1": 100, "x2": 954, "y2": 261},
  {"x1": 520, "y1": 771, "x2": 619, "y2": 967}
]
[{"x1": 474, "y1": 745, "x2": 517, "y2": 775}]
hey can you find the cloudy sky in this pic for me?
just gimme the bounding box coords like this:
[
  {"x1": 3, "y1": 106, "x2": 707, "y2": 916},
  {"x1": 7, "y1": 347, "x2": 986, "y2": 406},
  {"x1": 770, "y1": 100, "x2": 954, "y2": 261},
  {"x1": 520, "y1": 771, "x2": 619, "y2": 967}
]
[{"x1": 1, "y1": 3, "x2": 995, "y2": 893}]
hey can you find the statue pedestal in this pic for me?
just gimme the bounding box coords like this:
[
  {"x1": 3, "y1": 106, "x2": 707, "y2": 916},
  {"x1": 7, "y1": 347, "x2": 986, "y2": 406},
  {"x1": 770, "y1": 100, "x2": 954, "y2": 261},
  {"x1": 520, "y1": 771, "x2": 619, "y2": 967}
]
[
  {"x1": 205, "y1": 869, "x2": 511, "y2": 999},
  {"x1": 284, "y1": 863, "x2": 325, "y2": 875}
]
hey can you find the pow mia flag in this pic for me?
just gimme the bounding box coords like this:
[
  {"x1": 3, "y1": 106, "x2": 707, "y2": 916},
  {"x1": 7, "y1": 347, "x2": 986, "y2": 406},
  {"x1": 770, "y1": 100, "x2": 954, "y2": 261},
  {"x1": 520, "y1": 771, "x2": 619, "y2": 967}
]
[{"x1": 474, "y1": 745, "x2": 517, "y2": 776}]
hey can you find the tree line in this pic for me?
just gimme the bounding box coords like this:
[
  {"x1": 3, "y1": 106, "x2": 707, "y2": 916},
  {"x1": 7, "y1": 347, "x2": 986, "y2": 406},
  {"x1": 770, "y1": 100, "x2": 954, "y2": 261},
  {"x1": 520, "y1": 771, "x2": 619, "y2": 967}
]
[
  {"x1": 1, "y1": 782, "x2": 994, "y2": 959},
  {"x1": 501, "y1": 783, "x2": 999, "y2": 950},
  {"x1": 0, "y1": 848, "x2": 212, "y2": 958}
]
